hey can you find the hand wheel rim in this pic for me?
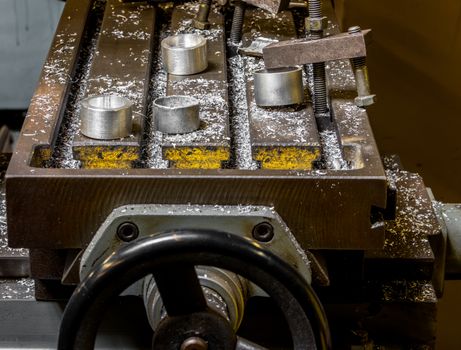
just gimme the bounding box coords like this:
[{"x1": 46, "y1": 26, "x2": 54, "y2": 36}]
[{"x1": 58, "y1": 230, "x2": 332, "y2": 350}]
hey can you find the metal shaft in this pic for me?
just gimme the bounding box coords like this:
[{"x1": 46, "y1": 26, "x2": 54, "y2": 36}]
[{"x1": 230, "y1": 1, "x2": 245, "y2": 44}]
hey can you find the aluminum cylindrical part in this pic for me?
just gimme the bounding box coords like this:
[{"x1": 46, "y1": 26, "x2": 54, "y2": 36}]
[
  {"x1": 154, "y1": 95, "x2": 200, "y2": 134},
  {"x1": 80, "y1": 95, "x2": 133, "y2": 140},
  {"x1": 253, "y1": 67, "x2": 304, "y2": 107},
  {"x1": 161, "y1": 34, "x2": 208, "y2": 75}
]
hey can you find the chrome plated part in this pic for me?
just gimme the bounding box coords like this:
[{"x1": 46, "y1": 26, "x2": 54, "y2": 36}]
[
  {"x1": 161, "y1": 34, "x2": 208, "y2": 75},
  {"x1": 80, "y1": 95, "x2": 133, "y2": 140},
  {"x1": 154, "y1": 95, "x2": 200, "y2": 134},
  {"x1": 253, "y1": 67, "x2": 304, "y2": 107}
]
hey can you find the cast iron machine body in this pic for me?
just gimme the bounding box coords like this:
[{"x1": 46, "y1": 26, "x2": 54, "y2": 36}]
[{"x1": 0, "y1": 0, "x2": 451, "y2": 348}]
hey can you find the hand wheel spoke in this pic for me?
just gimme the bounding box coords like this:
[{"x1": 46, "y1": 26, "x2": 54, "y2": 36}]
[
  {"x1": 235, "y1": 337, "x2": 269, "y2": 350},
  {"x1": 153, "y1": 264, "x2": 207, "y2": 317}
]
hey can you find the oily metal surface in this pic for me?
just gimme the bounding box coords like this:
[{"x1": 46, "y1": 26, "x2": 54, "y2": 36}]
[{"x1": 6, "y1": 0, "x2": 387, "y2": 251}]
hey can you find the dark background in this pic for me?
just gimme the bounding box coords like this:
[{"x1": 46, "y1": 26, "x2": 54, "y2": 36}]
[{"x1": 335, "y1": 1, "x2": 461, "y2": 348}]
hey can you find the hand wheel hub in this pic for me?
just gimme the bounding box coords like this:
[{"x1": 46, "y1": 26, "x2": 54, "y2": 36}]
[
  {"x1": 180, "y1": 336, "x2": 208, "y2": 350},
  {"x1": 153, "y1": 310, "x2": 235, "y2": 350}
]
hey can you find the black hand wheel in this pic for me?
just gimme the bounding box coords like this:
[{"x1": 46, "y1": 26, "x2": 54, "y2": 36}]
[{"x1": 58, "y1": 230, "x2": 332, "y2": 349}]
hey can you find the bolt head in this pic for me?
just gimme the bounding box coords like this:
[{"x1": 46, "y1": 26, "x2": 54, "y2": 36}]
[
  {"x1": 192, "y1": 19, "x2": 210, "y2": 30},
  {"x1": 116, "y1": 222, "x2": 139, "y2": 242},
  {"x1": 355, "y1": 94, "x2": 376, "y2": 107},
  {"x1": 252, "y1": 222, "x2": 275, "y2": 242}
]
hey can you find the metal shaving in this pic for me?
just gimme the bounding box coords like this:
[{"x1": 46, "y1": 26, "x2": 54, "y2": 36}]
[
  {"x1": 382, "y1": 170, "x2": 438, "y2": 258},
  {"x1": 86, "y1": 75, "x2": 146, "y2": 116},
  {"x1": 334, "y1": 101, "x2": 366, "y2": 136},
  {"x1": 0, "y1": 180, "x2": 28, "y2": 258},
  {"x1": 326, "y1": 59, "x2": 356, "y2": 91},
  {"x1": 144, "y1": 2, "x2": 230, "y2": 167},
  {"x1": 103, "y1": 2, "x2": 152, "y2": 40},
  {"x1": 319, "y1": 130, "x2": 349, "y2": 170},
  {"x1": 40, "y1": 0, "x2": 361, "y2": 173},
  {"x1": 227, "y1": 55, "x2": 259, "y2": 170},
  {"x1": 381, "y1": 280, "x2": 436, "y2": 303},
  {"x1": 43, "y1": 32, "x2": 78, "y2": 86},
  {"x1": 245, "y1": 56, "x2": 314, "y2": 144},
  {"x1": 0, "y1": 279, "x2": 34, "y2": 300},
  {"x1": 162, "y1": 79, "x2": 230, "y2": 146}
]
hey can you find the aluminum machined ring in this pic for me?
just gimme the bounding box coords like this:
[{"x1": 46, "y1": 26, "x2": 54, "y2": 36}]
[
  {"x1": 161, "y1": 34, "x2": 208, "y2": 75},
  {"x1": 80, "y1": 94, "x2": 133, "y2": 140},
  {"x1": 154, "y1": 95, "x2": 200, "y2": 134},
  {"x1": 253, "y1": 66, "x2": 304, "y2": 107}
]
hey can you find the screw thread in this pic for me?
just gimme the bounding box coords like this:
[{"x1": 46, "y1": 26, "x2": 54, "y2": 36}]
[
  {"x1": 348, "y1": 27, "x2": 367, "y2": 70},
  {"x1": 230, "y1": 1, "x2": 245, "y2": 44},
  {"x1": 351, "y1": 56, "x2": 366, "y2": 68},
  {"x1": 308, "y1": 0, "x2": 322, "y2": 18},
  {"x1": 306, "y1": 1, "x2": 328, "y2": 114},
  {"x1": 313, "y1": 62, "x2": 328, "y2": 114}
]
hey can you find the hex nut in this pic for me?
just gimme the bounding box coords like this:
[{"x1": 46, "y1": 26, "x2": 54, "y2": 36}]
[
  {"x1": 355, "y1": 94, "x2": 377, "y2": 107},
  {"x1": 305, "y1": 16, "x2": 329, "y2": 32}
]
